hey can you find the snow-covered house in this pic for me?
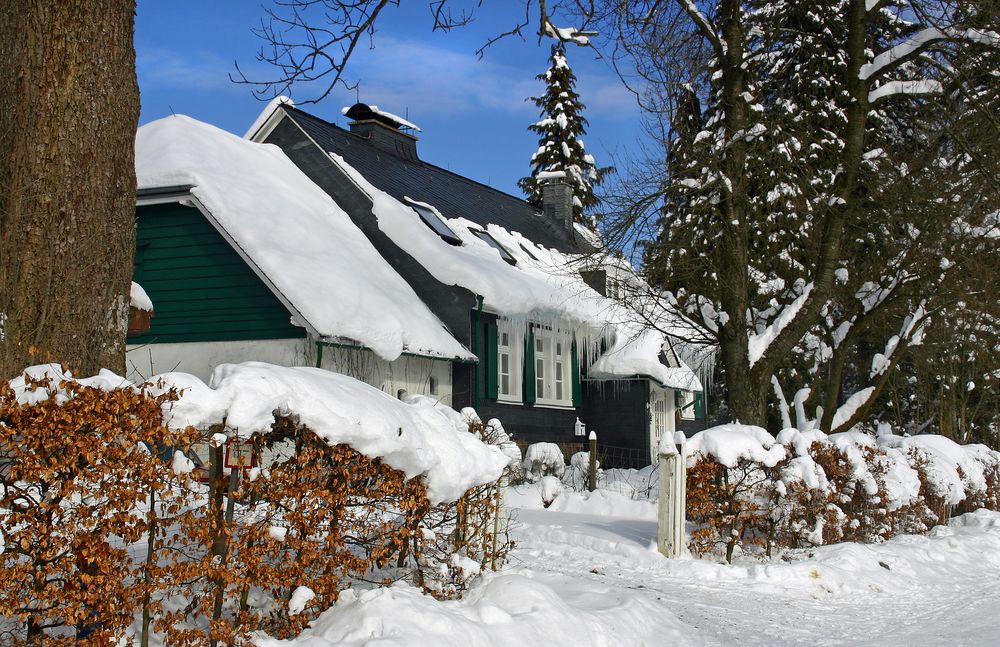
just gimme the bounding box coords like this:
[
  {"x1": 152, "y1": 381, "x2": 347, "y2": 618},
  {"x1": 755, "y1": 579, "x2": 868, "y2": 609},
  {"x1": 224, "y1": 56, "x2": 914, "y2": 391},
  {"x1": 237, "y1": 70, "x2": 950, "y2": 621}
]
[
  {"x1": 241, "y1": 100, "x2": 704, "y2": 465},
  {"x1": 128, "y1": 115, "x2": 474, "y2": 405}
]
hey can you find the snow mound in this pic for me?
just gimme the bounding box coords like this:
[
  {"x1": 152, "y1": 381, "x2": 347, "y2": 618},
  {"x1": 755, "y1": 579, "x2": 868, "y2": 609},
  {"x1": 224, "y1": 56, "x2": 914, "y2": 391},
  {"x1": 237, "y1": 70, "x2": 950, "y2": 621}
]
[
  {"x1": 153, "y1": 362, "x2": 507, "y2": 503},
  {"x1": 253, "y1": 574, "x2": 686, "y2": 647},
  {"x1": 687, "y1": 424, "x2": 787, "y2": 468}
]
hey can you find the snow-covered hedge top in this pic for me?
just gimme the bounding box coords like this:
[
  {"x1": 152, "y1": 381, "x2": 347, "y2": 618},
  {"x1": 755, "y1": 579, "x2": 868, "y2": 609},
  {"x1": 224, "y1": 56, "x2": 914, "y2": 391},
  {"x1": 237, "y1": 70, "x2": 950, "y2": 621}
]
[
  {"x1": 686, "y1": 424, "x2": 787, "y2": 468},
  {"x1": 10, "y1": 362, "x2": 507, "y2": 504},
  {"x1": 876, "y1": 432, "x2": 987, "y2": 505},
  {"x1": 135, "y1": 115, "x2": 472, "y2": 363},
  {"x1": 329, "y1": 153, "x2": 700, "y2": 391},
  {"x1": 687, "y1": 423, "x2": 1000, "y2": 511},
  {"x1": 154, "y1": 362, "x2": 508, "y2": 503}
]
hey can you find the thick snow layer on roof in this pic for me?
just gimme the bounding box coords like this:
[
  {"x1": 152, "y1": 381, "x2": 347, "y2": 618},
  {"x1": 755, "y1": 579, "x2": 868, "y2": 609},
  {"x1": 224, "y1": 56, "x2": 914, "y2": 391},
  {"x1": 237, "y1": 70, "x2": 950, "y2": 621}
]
[
  {"x1": 330, "y1": 153, "x2": 700, "y2": 390},
  {"x1": 588, "y1": 327, "x2": 702, "y2": 391},
  {"x1": 243, "y1": 95, "x2": 294, "y2": 139},
  {"x1": 155, "y1": 362, "x2": 507, "y2": 503},
  {"x1": 135, "y1": 116, "x2": 472, "y2": 362}
]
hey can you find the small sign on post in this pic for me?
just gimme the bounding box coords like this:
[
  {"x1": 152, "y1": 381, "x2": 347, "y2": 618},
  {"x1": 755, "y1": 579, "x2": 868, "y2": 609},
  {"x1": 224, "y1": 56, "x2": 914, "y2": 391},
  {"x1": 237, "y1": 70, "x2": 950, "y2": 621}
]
[
  {"x1": 225, "y1": 439, "x2": 256, "y2": 470},
  {"x1": 657, "y1": 431, "x2": 687, "y2": 558}
]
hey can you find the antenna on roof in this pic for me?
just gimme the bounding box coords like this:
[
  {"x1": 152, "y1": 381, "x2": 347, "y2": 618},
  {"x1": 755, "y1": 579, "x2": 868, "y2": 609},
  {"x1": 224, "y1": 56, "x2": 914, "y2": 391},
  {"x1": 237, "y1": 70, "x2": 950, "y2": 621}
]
[{"x1": 355, "y1": 84, "x2": 360, "y2": 104}]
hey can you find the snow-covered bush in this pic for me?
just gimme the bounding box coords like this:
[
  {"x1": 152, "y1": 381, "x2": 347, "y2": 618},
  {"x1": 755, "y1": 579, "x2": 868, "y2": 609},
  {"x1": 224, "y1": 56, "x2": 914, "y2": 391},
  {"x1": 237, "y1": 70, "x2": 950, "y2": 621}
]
[
  {"x1": 686, "y1": 425, "x2": 787, "y2": 562},
  {"x1": 1, "y1": 366, "x2": 192, "y2": 645},
  {"x1": 522, "y1": 442, "x2": 567, "y2": 482},
  {"x1": 561, "y1": 450, "x2": 599, "y2": 491},
  {"x1": 1, "y1": 364, "x2": 511, "y2": 645},
  {"x1": 684, "y1": 423, "x2": 1000, "y2": 562},
  {"x1": 539, "y1": 475, "x2": 565, "y2": 506}
]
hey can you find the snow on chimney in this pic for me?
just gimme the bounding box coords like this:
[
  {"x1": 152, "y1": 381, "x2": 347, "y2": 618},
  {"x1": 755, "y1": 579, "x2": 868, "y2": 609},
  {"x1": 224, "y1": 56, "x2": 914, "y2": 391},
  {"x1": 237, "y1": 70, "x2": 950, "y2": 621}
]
[{"x1": 342, "y1": 103, "x2": 419, "y2": 161}]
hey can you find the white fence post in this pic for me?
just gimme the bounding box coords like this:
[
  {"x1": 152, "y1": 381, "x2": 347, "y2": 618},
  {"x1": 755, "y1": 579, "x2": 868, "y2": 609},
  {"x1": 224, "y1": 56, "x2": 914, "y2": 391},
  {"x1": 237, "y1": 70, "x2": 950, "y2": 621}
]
[{"x1": 657, "y1": 431, "x2": 687, "y2": 558}]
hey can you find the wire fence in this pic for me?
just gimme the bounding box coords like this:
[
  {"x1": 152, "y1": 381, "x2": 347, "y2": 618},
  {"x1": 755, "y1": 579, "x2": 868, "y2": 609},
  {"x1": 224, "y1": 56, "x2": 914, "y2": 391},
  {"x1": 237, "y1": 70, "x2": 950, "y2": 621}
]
[{"x1": 513, "y1": 440, "x2": 651, "y2": 470}]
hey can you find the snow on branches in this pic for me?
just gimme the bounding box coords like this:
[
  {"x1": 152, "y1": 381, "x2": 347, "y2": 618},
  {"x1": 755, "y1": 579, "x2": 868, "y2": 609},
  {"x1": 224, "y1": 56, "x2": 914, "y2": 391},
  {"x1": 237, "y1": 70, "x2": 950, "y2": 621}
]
[{"x1": 518, "y1": 43, "x2": 609, "y2": 227}]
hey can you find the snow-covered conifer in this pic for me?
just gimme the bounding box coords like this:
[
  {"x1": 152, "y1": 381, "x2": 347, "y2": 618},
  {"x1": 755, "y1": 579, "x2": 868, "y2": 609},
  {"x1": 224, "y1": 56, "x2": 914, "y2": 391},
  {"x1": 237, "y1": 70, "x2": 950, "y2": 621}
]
[{"x1": 518, "y1": 43, "x2": 608, "y2": 227}]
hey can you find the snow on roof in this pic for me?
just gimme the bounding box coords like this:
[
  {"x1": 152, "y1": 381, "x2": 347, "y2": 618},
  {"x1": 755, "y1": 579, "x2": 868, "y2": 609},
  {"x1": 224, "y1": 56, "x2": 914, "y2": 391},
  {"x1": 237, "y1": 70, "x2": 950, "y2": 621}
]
[
  {"x1": 135, "y1": 115, "x2": 473, "y2": 363},
  {"x1": 588, "y1": 327, "x2": 702, "y2": 392},
  {"x1": 329, "y1": 152, "x2": 701, "y2": 390},
  {"x1": 341, "y1": 104, "x2": 421, "y2": 132},
  {"x1": 130, "y1": 281, "x2": 153, "y2": 312},
  {"x1": 243, "y1": 95, "x2": 294, "y2": 139}
]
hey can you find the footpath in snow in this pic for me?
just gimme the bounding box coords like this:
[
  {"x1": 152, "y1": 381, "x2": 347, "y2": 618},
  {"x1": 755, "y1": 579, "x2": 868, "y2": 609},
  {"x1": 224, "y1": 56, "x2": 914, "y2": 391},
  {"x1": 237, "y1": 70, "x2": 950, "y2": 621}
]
[{"x1": 260, "y1": 491, "x2": 1000, "y2": 646}]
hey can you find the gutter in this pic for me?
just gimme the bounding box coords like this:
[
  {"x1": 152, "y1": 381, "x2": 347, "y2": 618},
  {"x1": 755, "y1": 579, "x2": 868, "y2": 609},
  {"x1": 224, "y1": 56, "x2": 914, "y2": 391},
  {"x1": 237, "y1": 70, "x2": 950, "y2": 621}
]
[
  {"x1": 313, "y1": 339, "x2": 477, "y2": 369},
  {"x1": 472, "y1": 295, "x2": 484, "y2": 411}
]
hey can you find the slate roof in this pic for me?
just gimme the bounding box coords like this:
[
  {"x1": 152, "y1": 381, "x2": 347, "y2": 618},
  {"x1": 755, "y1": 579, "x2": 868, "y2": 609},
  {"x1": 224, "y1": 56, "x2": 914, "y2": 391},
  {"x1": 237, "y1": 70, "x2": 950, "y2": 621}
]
[{"x1": 282, "y1": 106, "x2": 582, "y2": 253}]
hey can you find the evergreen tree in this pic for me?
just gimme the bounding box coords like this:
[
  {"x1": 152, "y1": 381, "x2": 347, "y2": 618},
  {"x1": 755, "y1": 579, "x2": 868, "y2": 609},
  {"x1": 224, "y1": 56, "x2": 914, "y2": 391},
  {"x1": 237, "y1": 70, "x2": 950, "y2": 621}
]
[
  {"x1": 518, "y1": 43, "x2": 608, "y2": 227},
  {"x1": 622, "y1": 0, "x2": 999, "y2": 429}
]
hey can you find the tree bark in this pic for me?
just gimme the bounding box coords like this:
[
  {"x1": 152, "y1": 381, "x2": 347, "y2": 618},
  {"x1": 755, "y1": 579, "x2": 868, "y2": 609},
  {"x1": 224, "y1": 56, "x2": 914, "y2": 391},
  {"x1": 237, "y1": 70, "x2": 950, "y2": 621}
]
[{"x1": 0, "y1": 0, "x2": 139, "y2": 378}]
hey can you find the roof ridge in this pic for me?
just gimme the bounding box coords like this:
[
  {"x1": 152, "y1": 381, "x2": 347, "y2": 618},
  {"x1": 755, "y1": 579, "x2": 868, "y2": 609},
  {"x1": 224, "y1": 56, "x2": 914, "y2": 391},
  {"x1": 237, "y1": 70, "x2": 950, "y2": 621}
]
[{"x1": 284, "y1": 105, "x2": 543, "y2": 214}]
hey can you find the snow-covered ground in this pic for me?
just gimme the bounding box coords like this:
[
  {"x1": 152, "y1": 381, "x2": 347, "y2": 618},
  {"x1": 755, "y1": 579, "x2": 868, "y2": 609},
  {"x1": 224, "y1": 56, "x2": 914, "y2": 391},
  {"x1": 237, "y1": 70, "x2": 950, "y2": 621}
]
[{"x1": 261, "y1": 490, "x2": 1000, "y2": 646}]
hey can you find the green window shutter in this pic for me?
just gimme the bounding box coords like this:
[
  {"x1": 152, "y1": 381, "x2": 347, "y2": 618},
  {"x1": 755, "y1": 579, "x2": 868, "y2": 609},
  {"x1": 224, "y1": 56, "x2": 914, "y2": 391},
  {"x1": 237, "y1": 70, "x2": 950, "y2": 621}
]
[
  {"x1": 694, "y1": 392, "x2": 704, "y2": 419},
  {"x1": 523, "y1": 329, "x2": 536, "y2": 404},
  {"x1": 571, "y1": 337, "x2": 582, "y2": 407},
  {"x1": 485, "y1": 320, "x2": 498, "y2": 400}
]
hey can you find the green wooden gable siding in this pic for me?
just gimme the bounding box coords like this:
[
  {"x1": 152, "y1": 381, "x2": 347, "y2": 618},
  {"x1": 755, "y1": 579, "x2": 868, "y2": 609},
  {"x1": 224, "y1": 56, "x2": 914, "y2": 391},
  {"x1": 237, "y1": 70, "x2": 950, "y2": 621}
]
[{"x1": 131, "y1": 202, "x2": 306, "y2": 344}]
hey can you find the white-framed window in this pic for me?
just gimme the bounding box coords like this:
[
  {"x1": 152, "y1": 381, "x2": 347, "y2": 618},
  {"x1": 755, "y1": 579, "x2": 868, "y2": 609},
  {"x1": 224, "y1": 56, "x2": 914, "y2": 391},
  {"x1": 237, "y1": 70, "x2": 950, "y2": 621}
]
[
  {"x1": 533, "y1": 325, "x2": 573, "y2": 408},
  {"x1": 497, "y1": 320, "x2": 522, "y2": 403}
]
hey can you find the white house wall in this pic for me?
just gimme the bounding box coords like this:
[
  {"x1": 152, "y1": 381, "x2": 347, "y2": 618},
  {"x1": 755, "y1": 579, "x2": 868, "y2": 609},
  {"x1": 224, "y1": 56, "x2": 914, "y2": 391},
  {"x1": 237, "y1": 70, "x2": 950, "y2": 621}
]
[
  {"x1": 317, "y1": 345, "x2": 454, "y2": 406},
  {"x1": 125, "y1": 339, "x2": 311, "y2": 383}
]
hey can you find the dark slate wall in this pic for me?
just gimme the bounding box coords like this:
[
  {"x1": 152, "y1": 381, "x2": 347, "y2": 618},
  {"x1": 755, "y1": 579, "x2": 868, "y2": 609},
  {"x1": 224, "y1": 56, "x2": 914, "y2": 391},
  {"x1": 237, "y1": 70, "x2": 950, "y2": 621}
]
[
  {"x1": 264, "y1": 117, "x2": 478, "y2": 347},
  {"x1": 579, "y1": 379, "x2": 651, "y2": 465},
  {"x1": 132, "y1": 202, "x2": 305, "y2": 343}
]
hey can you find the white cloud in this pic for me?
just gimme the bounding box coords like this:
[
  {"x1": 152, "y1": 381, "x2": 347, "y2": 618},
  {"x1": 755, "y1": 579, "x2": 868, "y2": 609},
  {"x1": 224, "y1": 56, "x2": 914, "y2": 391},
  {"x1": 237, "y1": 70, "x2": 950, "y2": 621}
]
[{"x1": 323, "y1": 36, "x2": 634, "y2": 121}]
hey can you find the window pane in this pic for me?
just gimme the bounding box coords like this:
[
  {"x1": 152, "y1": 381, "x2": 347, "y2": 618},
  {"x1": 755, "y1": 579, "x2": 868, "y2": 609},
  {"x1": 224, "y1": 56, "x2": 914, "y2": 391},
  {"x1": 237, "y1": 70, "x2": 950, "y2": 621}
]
[
  {"x1": 471, "y1": 229, "x2": 517, "y2": 265},
  {"x1": 501, "y1": 354, "x2": 509, "y2": 372},
  {"x1": 556, "y1": 383, "x2": 563, "y2": 400},
  {"x1": 501, "y1": 375, "x2": 509, "y2": 394},
  {"x1": 410, "y1": 203, "x2": 462, "y2": 245},
  {"x1": 501, "y1": 331, "x2": 509, "y2": 346}
]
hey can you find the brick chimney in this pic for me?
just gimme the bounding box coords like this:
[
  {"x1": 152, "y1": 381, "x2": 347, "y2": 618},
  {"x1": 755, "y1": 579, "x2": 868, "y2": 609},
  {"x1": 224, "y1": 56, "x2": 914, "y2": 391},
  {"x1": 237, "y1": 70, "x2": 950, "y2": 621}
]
[
  {"x1": 343, "y1": 103, "x2": 419, "y2": 161},
  {"x1": 540, "y1": 172, "x2": 574, "y2": 232}
]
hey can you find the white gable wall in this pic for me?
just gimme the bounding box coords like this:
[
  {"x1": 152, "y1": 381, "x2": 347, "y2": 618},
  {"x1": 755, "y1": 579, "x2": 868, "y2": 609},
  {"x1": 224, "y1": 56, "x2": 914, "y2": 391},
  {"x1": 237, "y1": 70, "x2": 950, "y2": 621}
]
[
  {"x1": 126, "y1": 338, "x2": 453, "y2": 407},
  {"x1": 317, "y1": 345, "x2": 454, "y2": 407}
]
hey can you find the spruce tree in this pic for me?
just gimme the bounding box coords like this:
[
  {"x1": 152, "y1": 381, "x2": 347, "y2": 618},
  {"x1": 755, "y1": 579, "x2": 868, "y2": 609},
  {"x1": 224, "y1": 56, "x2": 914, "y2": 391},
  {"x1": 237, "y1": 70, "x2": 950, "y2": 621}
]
[{"x1": 518, "y1": 43, "x2": 607, "y2": 227}]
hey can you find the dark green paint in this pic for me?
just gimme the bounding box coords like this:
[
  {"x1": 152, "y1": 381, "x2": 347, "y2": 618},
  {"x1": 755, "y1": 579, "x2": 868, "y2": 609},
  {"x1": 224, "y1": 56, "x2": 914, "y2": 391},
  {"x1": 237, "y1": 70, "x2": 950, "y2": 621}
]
[{"x1": 131, "y1": 202, "x2": 305, "y2": 344}]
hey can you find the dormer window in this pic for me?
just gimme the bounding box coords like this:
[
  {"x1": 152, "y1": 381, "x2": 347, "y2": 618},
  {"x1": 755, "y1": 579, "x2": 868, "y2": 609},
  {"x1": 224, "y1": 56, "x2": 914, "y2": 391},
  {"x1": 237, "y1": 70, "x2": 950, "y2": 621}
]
[
  {"x1": 408, "y1": 201, "x2": 462, "y2": 246},
  {"x1": 519, "y1": 243, "x2": 539, "y2": 261},
  {"x1": 470, "y1": 229, "x2": 516, "y2": 265}
]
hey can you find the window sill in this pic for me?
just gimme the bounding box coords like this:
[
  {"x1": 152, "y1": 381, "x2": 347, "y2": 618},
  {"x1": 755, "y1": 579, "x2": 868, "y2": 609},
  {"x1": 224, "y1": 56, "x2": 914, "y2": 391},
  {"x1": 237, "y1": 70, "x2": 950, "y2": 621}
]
[
  {"x1": 496, "y1": 397, "x2": 523, "y2": 406},
  {"x1": 533, "y1": 400, "x2": 576, "y2": 410}
]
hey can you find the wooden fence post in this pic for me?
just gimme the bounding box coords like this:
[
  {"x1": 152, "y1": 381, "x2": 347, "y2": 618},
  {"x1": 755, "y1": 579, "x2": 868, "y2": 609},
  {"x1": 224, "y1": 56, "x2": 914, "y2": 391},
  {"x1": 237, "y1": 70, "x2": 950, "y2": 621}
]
[
  {"x1": 588, "y1": 431, "x2": 597, "y2": 492},
  {"x1": 657, "y1": 431, "x2": 687, "y2": 558}
]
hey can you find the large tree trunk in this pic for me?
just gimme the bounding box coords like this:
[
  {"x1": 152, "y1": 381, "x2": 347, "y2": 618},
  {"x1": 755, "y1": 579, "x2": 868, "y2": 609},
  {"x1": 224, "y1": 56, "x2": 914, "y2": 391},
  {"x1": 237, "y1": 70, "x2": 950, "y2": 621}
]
[{"x1": 0, "y1": 0, "x2": 138, "y2": 378}]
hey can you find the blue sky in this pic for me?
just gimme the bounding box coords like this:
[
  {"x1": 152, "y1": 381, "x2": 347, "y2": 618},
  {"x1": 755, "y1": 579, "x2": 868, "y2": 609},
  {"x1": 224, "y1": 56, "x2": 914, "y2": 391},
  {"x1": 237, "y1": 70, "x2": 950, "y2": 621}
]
[{"x1": 135, "y1": 1, "x2": 644, "y2": 197}]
